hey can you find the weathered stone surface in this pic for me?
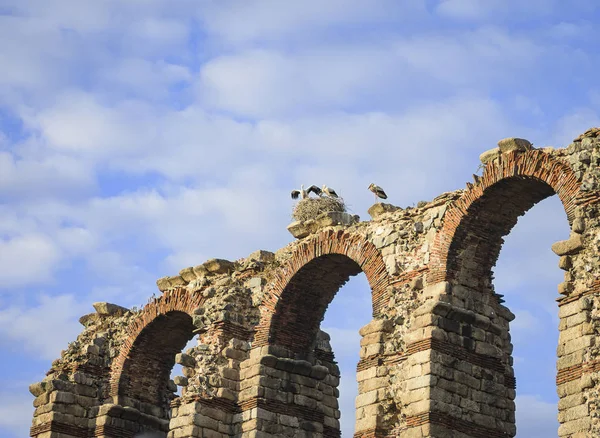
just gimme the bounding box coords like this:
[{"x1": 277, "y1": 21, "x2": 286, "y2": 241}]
[
  {"x1": 572, "y1": 218, "x2": 585, "y2": 234},
  {"x1": 359, "y1": 318, "x2": 393, "y2": 336},
  {"x1": 29, "y1": 382, "x2": 45, "y2": 397},
  {"x1": 156, "y1": 276, "x2": 171, "y2": 291},
  {"x1": 203, "y1": 258, "x2": 234, "y2": 274},
  {"x1": 368, "y1": 202, "x2": 400, "y2": 219},
  {"x1": 192, "y1": 264, "x2": 208, "y2": 277},
  {"x1": 315, "y1": 211, "x2": 359, "y2": 228},
  {"x1": 92, "y1": 302, "x2": 128, "y2": 316},
  {"x1": 175, "y1": 353, "x2": 196, "y2": 368},
  {"x1": 173, "y1": 376, "x2": 188, "y2": 386},
  {"x1": 288, "y1": 212, "x2": 360, "y2": 239},
  {"x1": 497, "y1": 137, "x2": 533, "y2": 153},
  {"x1": 559, "y1": 256, "x2": 572, "y2": 270},
  {"x1": 287, "y1": 220, "x2": 312, "y2": 238},
  {"x1": 78, "y1": 312, "x2": 99, "y2": 327},
  {"x1": 558, "y1": 282, "x2": 573, "y2": 295},
  {"x1": 552, "y1": 234, "x2": 584, "y2": 256},
  {"x1": 179, "y1": 267, "x2": 197, "y2": 282},
  {"x1": 479, "y1": 147, "x2": 500, "y2": 164},
  {"x1": 247, "y1": 250, "x2": 275, "y2": 262},
  {"x1": 168, "y1": 275, "x2": 186, "y2": 287}
]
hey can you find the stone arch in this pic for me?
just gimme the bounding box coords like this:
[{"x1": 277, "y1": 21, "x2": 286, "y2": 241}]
[
  {"x1": 109, "y1": 288, "x2": 204, "y2": 408},
  {"x1": 254, "y1": 229, "x2": 391, "y2": 354},
  {"x1": 428, "y1": 149, "x2": 584, "y2": 289},
  {"x1": 242, "y1": 230, "x2": 393, "y2": 437},
  {"x1": 418, "y1": 149, "x2": 594, "y2": 437}
]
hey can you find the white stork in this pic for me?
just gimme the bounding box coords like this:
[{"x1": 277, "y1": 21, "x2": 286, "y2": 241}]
[
  {"x1": 322, "y1": 184, "x2": 338, "y2": 198},
  {"x1": 291, "y1": 184, "x2": 322, "y2": 199},
  {"x1": 368, "y1": 183, "x2": 387, "y2": 203}
]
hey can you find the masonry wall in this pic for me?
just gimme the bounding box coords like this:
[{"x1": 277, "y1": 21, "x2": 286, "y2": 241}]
[{"x1": 30, "y1": 128, "x2": 600, "y2": 437}]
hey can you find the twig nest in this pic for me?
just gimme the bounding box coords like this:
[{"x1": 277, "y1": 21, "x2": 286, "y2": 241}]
[{"x1": 292, "y1": 197, "x2": 346, "y2": 222}]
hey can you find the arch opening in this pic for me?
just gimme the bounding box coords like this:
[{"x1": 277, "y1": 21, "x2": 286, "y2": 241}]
[
  {"x1": 447, "y1": 176, "x2": 559, "y2": 290},
  {"x1": 268, "y1": 254, "x2": 364, "y2": 355},
  {"x1": 321, "y1": 274, "x2": 373, "y2": 437},
  {"x1": 494, "y1": 195, "x2": 566, "y2": 437},
  {"x1": 118, "y1": 310, "x2": 195, "y2": 410},
  {"x1": 102, "y1": 304, "x2": 202, "y2": 438}
]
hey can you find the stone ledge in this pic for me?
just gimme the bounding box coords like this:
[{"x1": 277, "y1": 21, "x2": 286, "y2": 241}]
[
  {"x1": 287, "y1": 211, "x2": 360, "y2": 239},
  {"x1": 367, "y1": 202, "x2": 400, "y2": 219},
  {"x1": 92, "y1": 302, "x2": 129, "y2": 317}
]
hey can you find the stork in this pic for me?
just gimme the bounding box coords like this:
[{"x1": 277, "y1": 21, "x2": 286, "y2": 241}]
[
  {"x1": 321, "y1": 184, "x2": 338, "y2": 198},
  {"x1": 291, "y1": 184, "x2": 322, "y2": 199},
  {"x1": 368, "y1": 183, "x2": 387, "y2": 203}
]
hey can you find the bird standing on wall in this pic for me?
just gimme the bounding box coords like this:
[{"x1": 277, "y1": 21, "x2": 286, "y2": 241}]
[
  {"x1": 321, "y1": 184, "x2": 338, "y2": 198},
  {"x1": 368, "y1": 183, "x2": 387, "y2": 203},
  {"x1": 291, "y1": 184, "x2": 322, "y2": 199}
]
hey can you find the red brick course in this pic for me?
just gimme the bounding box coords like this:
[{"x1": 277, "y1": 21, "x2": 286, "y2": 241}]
[
  {"x1": 429, "y1": 150, "x2": 583, "y2": 287},
  {"x1": 109, "y1": 288, "x2": 205, "y2": 404},
  {"x1": 254, "y1": 230, "x2": 391, "y2": 353}
]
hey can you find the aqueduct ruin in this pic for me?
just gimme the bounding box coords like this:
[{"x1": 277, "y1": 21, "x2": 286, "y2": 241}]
[{"x1": 30, "y1": 128, "x2": 600, "y2": 437}]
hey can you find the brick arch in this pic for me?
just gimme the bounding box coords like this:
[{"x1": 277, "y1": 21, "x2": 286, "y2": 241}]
[
  {"x1": 109, "y1": 288, "x2": 204, "y2": 408},
  {"x1": 429, "y1": 149, "x2": 585, "y2": 288},
  {"x1": 254, "y1": 229, "x2": 391, "y2": 354}
]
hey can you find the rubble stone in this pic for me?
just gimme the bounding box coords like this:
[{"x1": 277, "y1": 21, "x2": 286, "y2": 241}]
[
  {"x1": 479, "y1": 147, "x2": 500, "y2": 164},
  {"x1": 497, "y1": 137, "x2": 533, "y2": 153},
  {"x1": 92, "y1": 302, "x2": 128, "y2": 316},
  {"x1": 552, "y1": 234, "x2": 585, "y2": 256},
  {"x1": 368, "y1": 202, "x2": 400, "y2": 219}
]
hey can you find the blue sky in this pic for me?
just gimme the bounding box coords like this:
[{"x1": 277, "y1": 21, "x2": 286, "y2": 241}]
[{"x1": 0, "y1": 1, "x2": 598, "y2": 437}]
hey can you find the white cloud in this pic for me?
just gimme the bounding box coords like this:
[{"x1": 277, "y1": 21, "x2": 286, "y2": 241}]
[
  {"x1": 549, "y1": 109, "x2": 600, "y2": 146},
  {"x1": 392, "y1": 27, "x2": 543, "y2": 89},
  {"x1": 0, "y1": 391, "x2": 34, "y2": 437},
  {"x1": 0, "y1": 294, "x2": 84, "y2": 360},
  {"x1": 435, "y1": 0, "x2": 590, "y2": 21},
  {"x1": 436, "y1": 0, "x2": 499, "y2": 20},
  {"x1": 196, "y1": 28, "x2": 545, "y2": 118},
  {"x1": 197, "y1": 46, "x2": 403, "y2": 118},
  {"x1": 0, "y1": 151, "x2": 95, "y2": 199},
  {"x1": 0, "y1": 234, "x2": 61, "y2": 288},
  {"x1": 0, "y1": 14, "x2": 74, "y2": 92},
  {"x1": 125, "y1": 17, "x2": 190, "y2": 54},
  {"x1": 55, "y1": 227, "x2": 98, "y2": 257},
  {"x1": 515, "y1": 395, "x2": 558, "y2": 437},
  {"x1": 32, "y1": 92, "x2": 155, "y2": 156},
  {"x1": 9, "y1": 95, "x2": 524, "y2": 281},
  {"x1": 197, "y1": 0, "x2": 427, "y2": 46},
  {"x1": 96, "y1": 58, "x2": 191, "y2": 100}
]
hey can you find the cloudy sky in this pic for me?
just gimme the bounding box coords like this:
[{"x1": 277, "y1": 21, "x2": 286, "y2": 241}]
[{"x1": 0, "y1": 1, "x2": 598, "y2": 437}]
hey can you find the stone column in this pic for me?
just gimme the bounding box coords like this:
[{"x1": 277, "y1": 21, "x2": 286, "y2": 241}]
[
  {"x1": 402, "y1": 282, "x2": 517, "y2": 438},
  {"x1": 354, "y1": 319, "x2": 394, "y2": 437},
  {"x1": 239, "y1": 343, "x2": 341, "y2": 438},
  {"x1": 30, "y1": 369, "x2": 101, "y2": 438}
]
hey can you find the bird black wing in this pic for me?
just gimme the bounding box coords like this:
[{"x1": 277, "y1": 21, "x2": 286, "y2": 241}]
[
  {"x1": 291, "y1": 190, "x2": 300, "y2": 199},
  {"x1": 307, "y1": 185, "x2": 322, "y2": 196},
  {"x1": 328, "y1": 188, "x2": 338, "y2": 197},
  {"x1": 376, "y1": 187, "x2": 387, "y2": 199}
]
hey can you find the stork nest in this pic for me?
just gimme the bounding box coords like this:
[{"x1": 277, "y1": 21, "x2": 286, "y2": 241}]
[{"x1": 292, "y1": 197, "x2": 346, "y2": 222}]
